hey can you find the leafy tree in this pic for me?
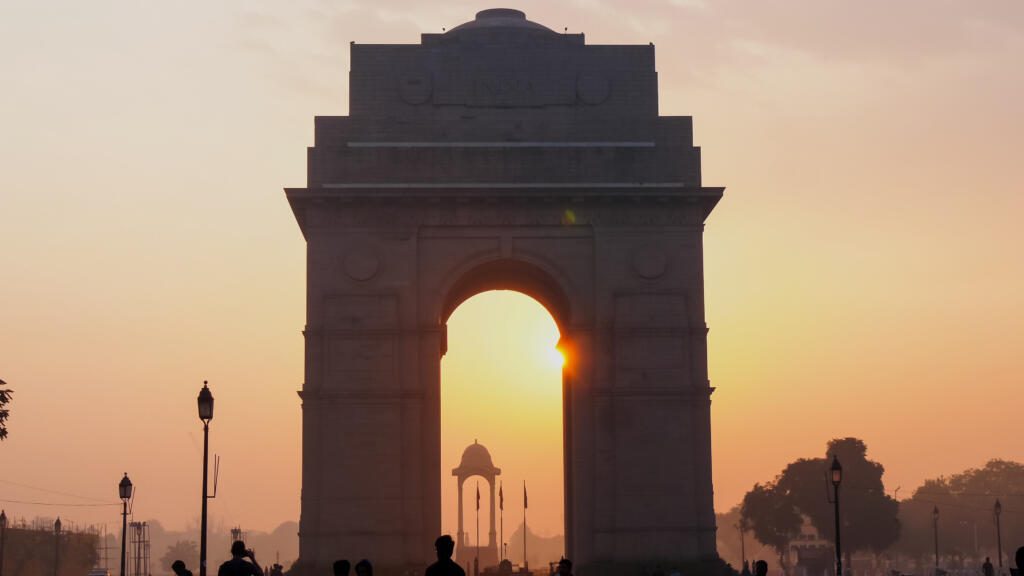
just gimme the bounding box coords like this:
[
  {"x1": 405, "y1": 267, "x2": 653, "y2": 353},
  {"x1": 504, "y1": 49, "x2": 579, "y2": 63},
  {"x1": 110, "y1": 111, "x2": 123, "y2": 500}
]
[
  {"x1": 160, "y1": 540, "x2": 199, "y2": 573},
  {"x1": 741, "y1": 483, "x2": 802, "y2": 575},
  {"x1": 739, "y1": 438, "x2": 900, "y2": 575},
  {"x1": 894, "y1": 459, "x2": 1024, "y2": 564},
  {"x1": 0, "y1": 378, "x2": 12, "y2": 440},
  {"x1": 776, "y1": 438, "x2": 901, "y2": 565}
]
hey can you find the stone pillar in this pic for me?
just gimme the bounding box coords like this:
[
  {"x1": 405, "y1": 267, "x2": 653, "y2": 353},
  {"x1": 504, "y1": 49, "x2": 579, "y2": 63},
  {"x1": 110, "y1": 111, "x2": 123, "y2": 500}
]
[{"x1": 457, "y1": 479, "x2": 465, "y2": 548}]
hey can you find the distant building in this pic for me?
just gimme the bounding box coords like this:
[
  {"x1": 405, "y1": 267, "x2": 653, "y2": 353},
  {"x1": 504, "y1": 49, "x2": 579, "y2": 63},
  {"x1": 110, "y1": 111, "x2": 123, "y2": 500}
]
[
  {"x1": 1, "y1": 522, "x2": 99, "y2": 576},
  {"x1": 789, "y1": 516, "x2": 832, "y2": 576}
]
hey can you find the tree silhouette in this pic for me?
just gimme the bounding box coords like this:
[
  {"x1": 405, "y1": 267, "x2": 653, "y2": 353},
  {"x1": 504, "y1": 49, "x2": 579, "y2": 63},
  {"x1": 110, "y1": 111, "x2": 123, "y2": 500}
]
[
  {"x1": 0, "y1": 378, "x2": 12, "y2": 440},
  {"x1": 160, "y1": 540, "x2": 199, "y2": 573},
  {"x1": 740, "y1": 438, "x2": 900, "y2": 574},
  {"x1": 894, "y1": 459, "x2": 1024, "y2": 563},
  {"x1": 775, "y1": 438, "x2": 901, "y2": 566},
  {"x1": 741, "y1": 483, "x2": 802, "y2": 576}
]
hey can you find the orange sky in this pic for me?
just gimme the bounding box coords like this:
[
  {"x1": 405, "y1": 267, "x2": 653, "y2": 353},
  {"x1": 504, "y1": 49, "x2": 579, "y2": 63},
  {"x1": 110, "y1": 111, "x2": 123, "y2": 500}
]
[{"x1": 1, "y1": 0, "x2": 1022, "y2": 544}]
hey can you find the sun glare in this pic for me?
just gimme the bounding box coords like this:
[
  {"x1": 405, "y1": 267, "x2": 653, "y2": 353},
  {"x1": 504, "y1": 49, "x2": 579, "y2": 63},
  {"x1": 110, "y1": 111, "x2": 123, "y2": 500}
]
[{"x1": 549, "y1": 347, "x2": 566, "y2": 368}]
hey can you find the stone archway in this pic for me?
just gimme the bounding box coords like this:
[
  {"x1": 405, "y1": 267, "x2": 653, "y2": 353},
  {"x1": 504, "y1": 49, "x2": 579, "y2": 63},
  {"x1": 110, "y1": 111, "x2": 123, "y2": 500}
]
[{"x1": 287, "y1": 8, "x2": 723, "y2": 575}]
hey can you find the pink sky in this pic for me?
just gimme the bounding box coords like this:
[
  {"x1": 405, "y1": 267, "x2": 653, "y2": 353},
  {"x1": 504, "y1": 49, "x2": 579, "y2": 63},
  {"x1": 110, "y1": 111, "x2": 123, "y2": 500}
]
[{"x1": 1, "y1": 0, "x2": 1022, "y2": 540}]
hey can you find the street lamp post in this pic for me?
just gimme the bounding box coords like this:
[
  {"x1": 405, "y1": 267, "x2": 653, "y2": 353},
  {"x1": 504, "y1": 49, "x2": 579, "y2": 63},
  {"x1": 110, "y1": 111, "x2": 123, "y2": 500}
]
[
  {"x1": 994, "y1": 499, "x2": 1003, "y2": 571},
  {"x1": 53, "y1": 517, "x2": 61, "y2": 576},
  {"x1": 1, "y1": 509, "x2": 7, "y2": 576},
  {"x1": 831, "y1": 456, "x2": 843, "y2": 576},
  {"x1": 933, "y1": 506, "x2": 940, "y2": 572},
  {"x1": 119, "y1": 474, "x2": 133, "y2": 576},
  {"x1": 198, "y1": 381, "x2": 215, "y2": 576}
]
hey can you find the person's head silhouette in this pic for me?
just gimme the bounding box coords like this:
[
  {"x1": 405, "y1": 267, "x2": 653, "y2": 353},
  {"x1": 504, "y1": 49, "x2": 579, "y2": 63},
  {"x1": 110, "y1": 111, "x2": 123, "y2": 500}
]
[
  {"x1": 754, "y1": 560, "x2": 768, "y2": 576},
  {"x1": 356, "y1": 559, "x2": 374, "y2": 576},
  {"x1": 334, "y1": 560, "x2": 352, "y2": 576},
  {"x1": 231, "y1": 540, "x2": 248, "y2": 558},
  {"x1": 1016, "y1": 546, "x2": 1024, "y2": 570},
  {"x1": 171, "y1": 560, "x2": 193, "y2": 576},
  {"x1": 557, "y1": 558, "x2": 573, "y2": 576},
  {"x1": 435, "y1": 535, "x2": 456, "y2": 561}
]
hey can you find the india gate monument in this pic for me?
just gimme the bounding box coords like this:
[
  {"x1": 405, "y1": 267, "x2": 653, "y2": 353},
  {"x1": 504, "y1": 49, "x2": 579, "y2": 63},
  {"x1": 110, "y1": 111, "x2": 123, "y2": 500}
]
[{"x1": 286, "y1": 8, "x2": 723, "y2": 575}]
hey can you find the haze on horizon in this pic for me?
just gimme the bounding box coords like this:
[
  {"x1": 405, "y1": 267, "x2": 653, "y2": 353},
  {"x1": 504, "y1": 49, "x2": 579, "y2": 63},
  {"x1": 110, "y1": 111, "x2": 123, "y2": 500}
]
[{"x1": 1, "y1": 0, "x2": 1022, "y2": 542}]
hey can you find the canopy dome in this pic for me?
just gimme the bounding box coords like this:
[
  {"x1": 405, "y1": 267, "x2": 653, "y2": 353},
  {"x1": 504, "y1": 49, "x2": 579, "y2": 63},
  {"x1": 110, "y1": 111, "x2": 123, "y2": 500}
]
[{"x1": 452, "y1": 440, "x2": 501, "y2": 477}]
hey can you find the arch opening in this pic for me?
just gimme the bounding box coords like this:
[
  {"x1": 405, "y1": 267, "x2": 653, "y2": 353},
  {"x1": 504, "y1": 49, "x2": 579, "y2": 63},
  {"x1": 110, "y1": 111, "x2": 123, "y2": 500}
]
[
  {"x1": 441, "y1": 290, "x2": 566, "y2": 570},
  {"x1": 441, "y1": 259, "x2": 572, "y2": 331}
]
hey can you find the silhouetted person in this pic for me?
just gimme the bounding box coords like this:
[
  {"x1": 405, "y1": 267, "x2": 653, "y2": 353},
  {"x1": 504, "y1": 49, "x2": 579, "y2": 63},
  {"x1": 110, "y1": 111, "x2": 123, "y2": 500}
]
[
  {"x1": 556, "y1": 558, "x2": 573, "y2": 576},
  {"x1": 983, "y1": 557, "x2": 994, "y2": 576},
  {"x1": 356, "y1": 559, "x2": 374, "y2": 576},
  {"x1": 754, "y1": 560, "x2": 768, "y2": 576},
  {"x1": 335, "y1": 560, "x2": 352, "y2": 576},
  {"x1": 172, "y1": 560, "x2": 194, "y2": 576},
  {"x1": 741, "y1": 561, "x2": 752, "y2": 576},
  {"x1": 426, "y1": 535, "x2": 466, "y2": 576},
  {"x1": 218, "y1": 541, "x2": 262, "y2": 576},
  {"x1": 1013, "y1": 546, "x2": 1024, "y2": 576}
]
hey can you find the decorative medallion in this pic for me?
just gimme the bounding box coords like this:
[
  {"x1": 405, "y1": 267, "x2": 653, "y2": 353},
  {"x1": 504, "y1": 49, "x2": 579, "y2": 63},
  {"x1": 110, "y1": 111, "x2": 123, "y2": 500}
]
[
  {"x1": 632, "y1": 247, "x2": 668, "y2": 279},
  {"x1": 344, "y1": 249, "x2": 380, "y2": 281},
  {"x1": 399, "y1": 71, "x2": 433, "y2": 105}
]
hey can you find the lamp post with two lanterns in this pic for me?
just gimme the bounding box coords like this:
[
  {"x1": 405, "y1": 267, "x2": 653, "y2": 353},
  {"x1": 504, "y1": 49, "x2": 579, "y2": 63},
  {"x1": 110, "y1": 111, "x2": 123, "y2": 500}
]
[
  {"x1": 830, "y1": 456, "x2": 843, "y2": 576},
  {"x1": 119, "y1": 474, "x2": 133, "y2": 576},
  {"x1": 198, "y1": 381, "x2": 214, "y2": 576}
]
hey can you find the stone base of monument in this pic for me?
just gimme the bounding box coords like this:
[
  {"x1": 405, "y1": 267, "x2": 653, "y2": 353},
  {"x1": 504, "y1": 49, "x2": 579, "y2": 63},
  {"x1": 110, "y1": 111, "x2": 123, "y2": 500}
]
[{"x1": 584, "y1": 557, "x2": 738, "y2": 576}]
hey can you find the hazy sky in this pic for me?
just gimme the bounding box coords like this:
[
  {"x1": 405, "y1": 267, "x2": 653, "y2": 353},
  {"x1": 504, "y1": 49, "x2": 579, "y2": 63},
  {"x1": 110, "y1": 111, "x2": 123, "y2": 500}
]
[{"x1": 1, "y1": 0, "x2": 1023, "y2": 542}]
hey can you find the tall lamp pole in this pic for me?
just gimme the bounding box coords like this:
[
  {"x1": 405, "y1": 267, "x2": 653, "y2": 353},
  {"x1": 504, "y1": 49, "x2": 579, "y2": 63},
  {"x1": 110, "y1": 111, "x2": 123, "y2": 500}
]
[
  {"x1": 831, "y1": 456, "x2": 843, "y2": 576},
  {"x1": 118, "y1": 474, "x2": 133, "y2": 576},
  {"x1": 933, "y1": 506, "x2": 940, "y2": 572},
  {"x1": 53, "y1": 517, "x2": 61, "y2": 576},
  {"x1": 1, "y1": 509, "x2": 7, "y2": 576},
  {"x1": 994, "y1": 499, "x2": 1003, "y2": 571},
  {"x1": 198, "y1": 382, "x2": 215, "y2": 576}
]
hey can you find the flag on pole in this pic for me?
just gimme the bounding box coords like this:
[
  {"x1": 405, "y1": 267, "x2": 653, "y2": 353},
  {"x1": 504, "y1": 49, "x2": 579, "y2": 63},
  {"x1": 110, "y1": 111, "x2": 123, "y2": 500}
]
[
  {"x1": 499, "y1": 483, "x2": 504, "y2": 511},
  {"x1": 523, "y1": 481, "x2": 528, "y2": 509},
  {"x1": 476, "y1": 483, "x2": 480, "y2": 511}
]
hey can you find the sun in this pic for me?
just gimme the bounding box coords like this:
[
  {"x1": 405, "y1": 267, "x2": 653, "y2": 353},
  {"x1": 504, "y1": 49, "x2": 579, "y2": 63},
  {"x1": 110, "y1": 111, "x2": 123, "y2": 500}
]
[{"x1": 548, "y1": 347, "x2": 566, "y2": 368}]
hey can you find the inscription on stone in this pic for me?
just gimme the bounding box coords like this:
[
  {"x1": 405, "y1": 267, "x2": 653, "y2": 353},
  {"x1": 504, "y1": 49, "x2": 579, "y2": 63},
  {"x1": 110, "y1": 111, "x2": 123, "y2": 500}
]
[{"x1": 327, "y1": 337, "x2": 396, "y2": 389}]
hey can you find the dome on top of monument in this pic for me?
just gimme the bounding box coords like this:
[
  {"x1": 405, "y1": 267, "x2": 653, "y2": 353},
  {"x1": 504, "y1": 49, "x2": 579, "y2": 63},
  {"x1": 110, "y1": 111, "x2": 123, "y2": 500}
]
[
  {"x1": 446, "y1": 8, "x2": 557, "y2": 35},
  {"x1": 457, "y1": 440, "x2": 496, "y2": 470}
]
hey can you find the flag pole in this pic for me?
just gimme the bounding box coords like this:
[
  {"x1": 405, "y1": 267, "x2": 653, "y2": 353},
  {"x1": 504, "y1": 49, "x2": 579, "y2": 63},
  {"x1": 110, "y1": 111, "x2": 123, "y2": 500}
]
[
  {"x1": 523, "y1": 480, "x2": 528, "y2": 571},
  {"x1": 500, "y1": 481, "x2": 505, "y2": 562},
  {"x1": 476, "y1": 481, "x2": 480, "y2": 576}
]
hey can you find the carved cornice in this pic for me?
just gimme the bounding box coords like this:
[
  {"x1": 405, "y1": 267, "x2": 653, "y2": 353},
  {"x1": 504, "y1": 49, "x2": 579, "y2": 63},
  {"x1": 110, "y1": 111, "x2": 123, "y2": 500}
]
[{"x1": 285, "y1": 185, "x2": 722, "y2": 233}]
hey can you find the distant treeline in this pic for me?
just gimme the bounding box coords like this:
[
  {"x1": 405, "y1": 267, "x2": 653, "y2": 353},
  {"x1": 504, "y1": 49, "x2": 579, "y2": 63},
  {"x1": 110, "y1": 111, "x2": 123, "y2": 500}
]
[{"x1": 717, "y1": 437, "x2": 1023, "y2": 576}]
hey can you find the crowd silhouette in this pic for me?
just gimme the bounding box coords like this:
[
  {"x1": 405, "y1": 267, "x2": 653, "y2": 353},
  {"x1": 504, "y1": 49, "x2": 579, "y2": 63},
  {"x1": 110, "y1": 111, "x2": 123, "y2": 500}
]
[{"x1": 165, "y1": 538, "x2": 1024, "y2": 576}]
